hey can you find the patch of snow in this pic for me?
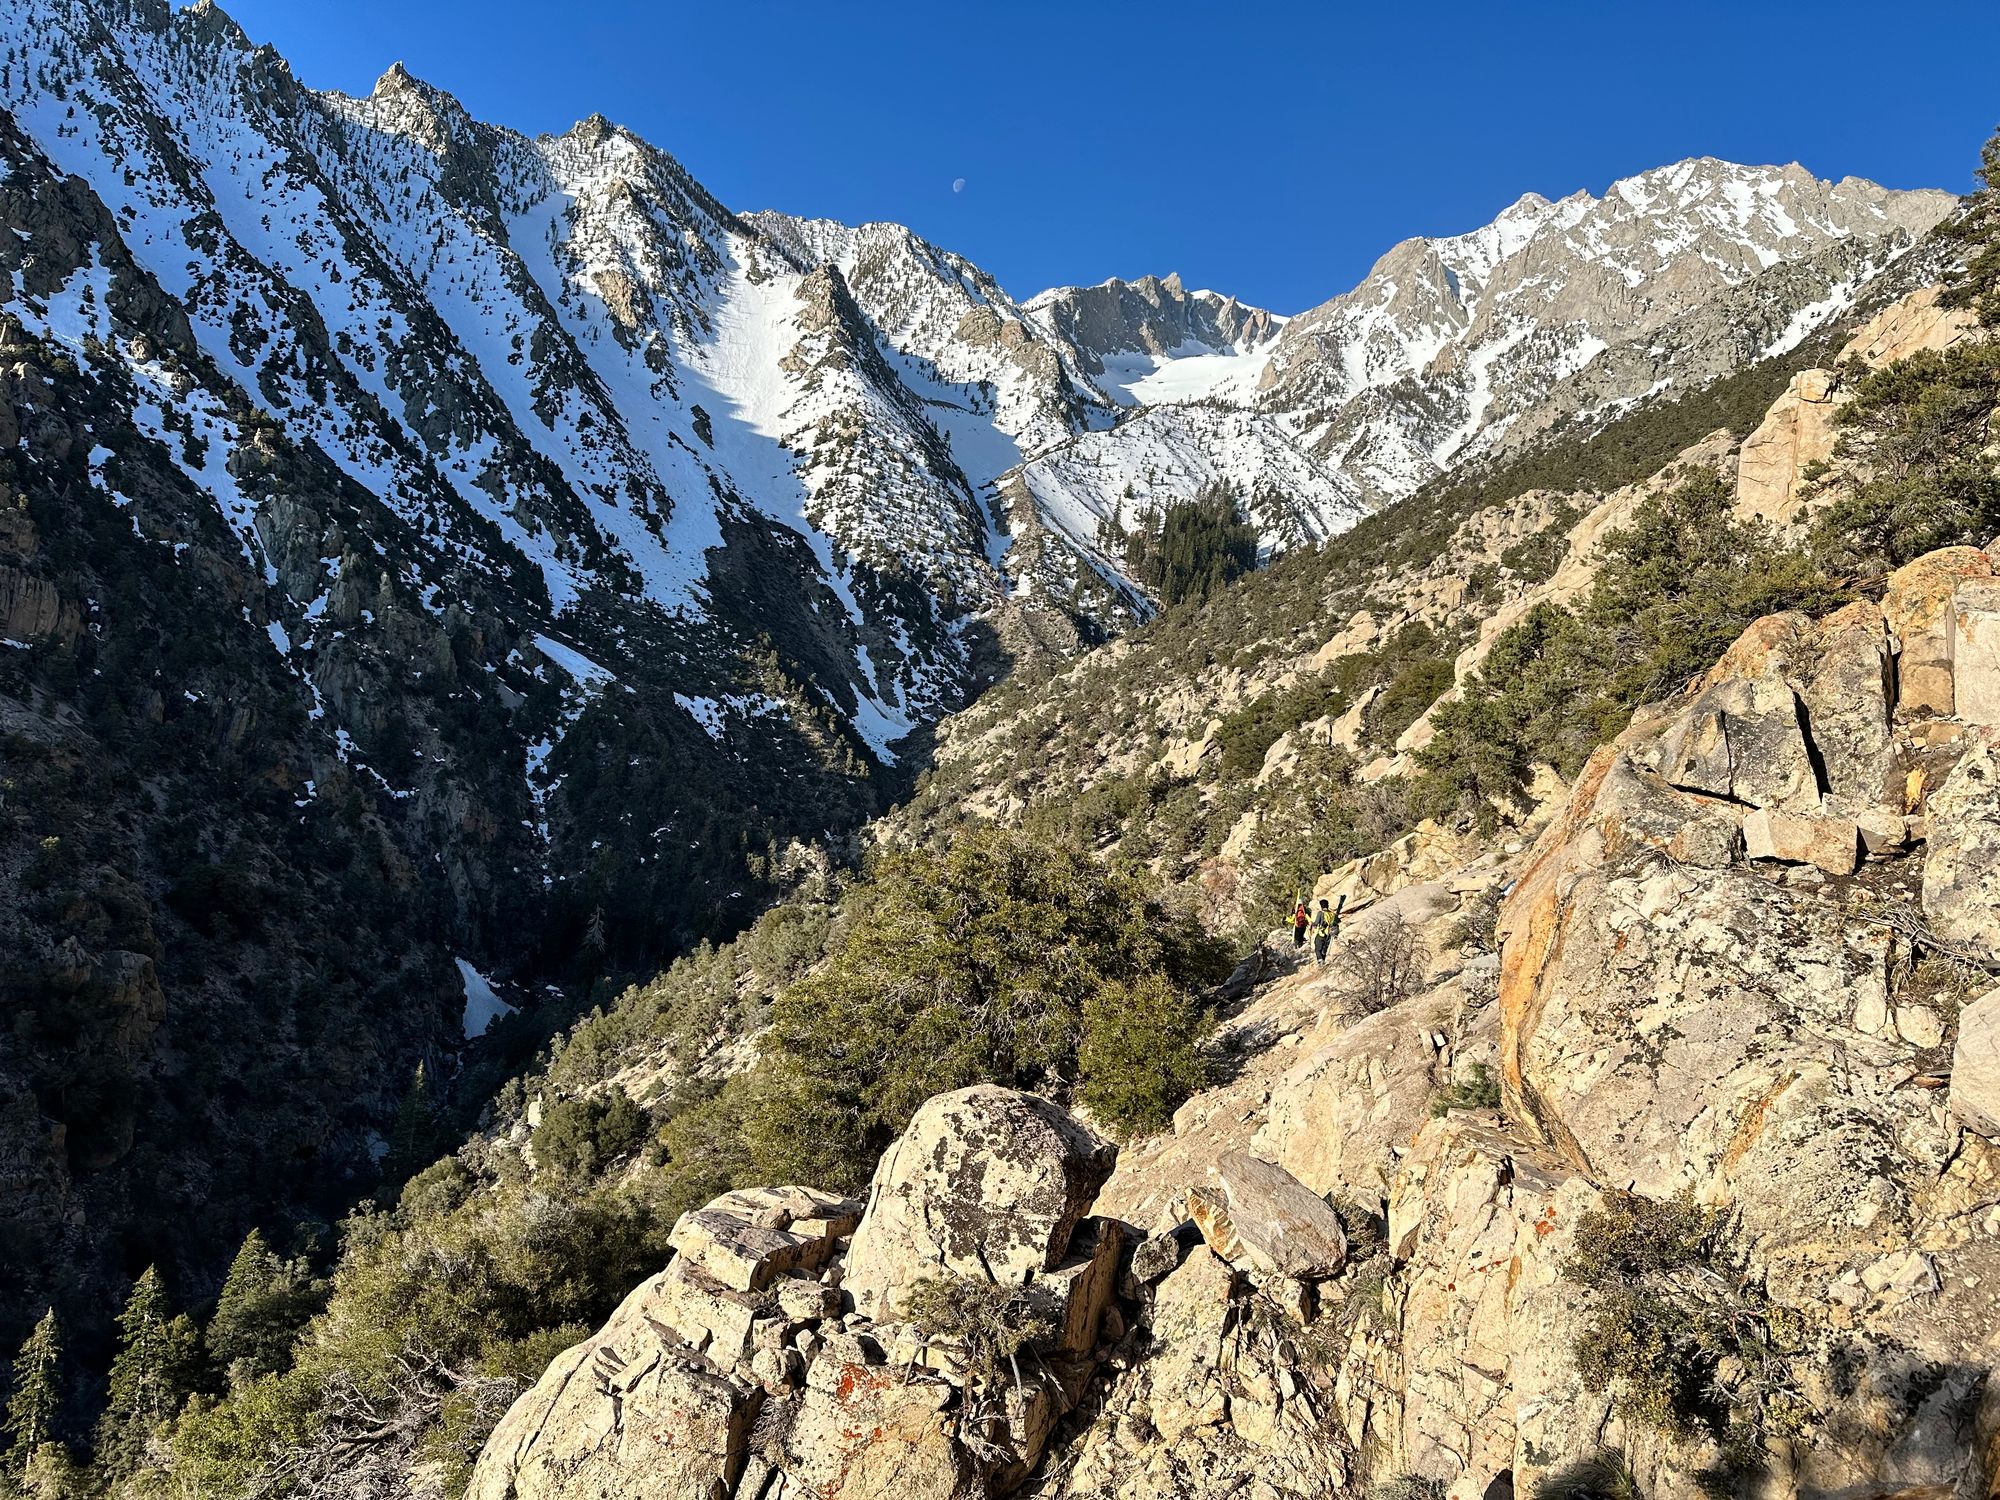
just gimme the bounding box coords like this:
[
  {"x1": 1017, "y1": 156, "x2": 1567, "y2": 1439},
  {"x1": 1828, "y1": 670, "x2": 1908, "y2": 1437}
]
[{"x1": 456, "y1": 957, "x2": 515, "y2": 1039}]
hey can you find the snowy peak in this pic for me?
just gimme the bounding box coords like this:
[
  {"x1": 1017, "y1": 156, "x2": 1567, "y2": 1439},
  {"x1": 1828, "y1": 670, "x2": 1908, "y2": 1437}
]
[
  {"x1": 734, "y1": 207, "x2": 1108, "y2": 497},
  {"x1": 1020, "y1": 273, "x2": 1284, "y2": 411},
  {"x1": 1026, "y1": 271, "x2": 1282, "y2": 361},
  {"x1": 0, "y1": 0, "x2": 1965, "y2": 691},
  {"x1": 1255, "y1": 156, "x2": 1956, "y2": 501}
]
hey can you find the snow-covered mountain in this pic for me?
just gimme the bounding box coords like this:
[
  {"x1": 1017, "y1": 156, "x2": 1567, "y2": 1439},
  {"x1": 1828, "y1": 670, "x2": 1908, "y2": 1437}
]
[
  {"x1": 0, "y1": 3, "x2": 1954, "y2": 727},
  {"x1": 0, "y1": 0, "x2": 1957, "y2": 861},
  {"x1": 1243, "y1": 159, "x2": 1957, "y2": 501},
  {"x1": 1025, "y1": 271, "x2": 1285, "y2": 408}
]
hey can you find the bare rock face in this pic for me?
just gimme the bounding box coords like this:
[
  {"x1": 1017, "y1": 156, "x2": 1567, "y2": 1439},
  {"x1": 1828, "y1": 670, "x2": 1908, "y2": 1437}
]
[
  {"x1": 1492, "y1": 557, "x2": 2000, "y2": 1494},
  {"x1": 1922, "y1": 728, "x2": 2000, "y2": 958},
  {"x1": 844, "y1": 1084, "x2": 1117, "y2": 1321},
  {"x1": 1951, "y1": 987, "x2": 2000, "y2": 1138},
  {"x1": 1952, "y1": 578, "x2": 2000, "y2": 727},
  {"x1": 1836, "y1": 281, "x2": 1980, "y2": 367},
  {"x1": 1038, "y1": 1238, "x2": 1352, "y2": 1500},
  {"x1": 1382, "y1": 1115, "x2": 1609, "y2": 1497},
  {"x1": 1251, "y1": 992, "x2": 1442, "y2": 1201},
  {"x1": 1733, "y1": 365, "x2": 1843, "y2": 525}
]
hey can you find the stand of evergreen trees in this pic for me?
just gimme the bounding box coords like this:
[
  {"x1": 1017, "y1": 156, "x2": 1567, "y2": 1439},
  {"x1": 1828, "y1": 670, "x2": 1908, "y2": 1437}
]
[
  {"x1": 1119, "y1": 482, "x2": 1261, "y2": 607},
  {"x1": 2, "y1": 1238, "x2": 320, "y2": 1499}
]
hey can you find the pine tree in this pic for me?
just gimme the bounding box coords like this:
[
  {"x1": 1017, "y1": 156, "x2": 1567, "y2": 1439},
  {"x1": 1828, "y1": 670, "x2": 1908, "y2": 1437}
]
[
  {"x1": 206, "y1": 1230, "x2": 316, "y2": 1386},
  {"x1": 382, "y1": 1063, "x2": 437, "y2": 1183},
  {"x1": 3, "y1": 1309, "x2": 61, "y2": 1472},
  {"x1": 1943, "y1": 126, "x2": 2000, "y2": 328},
  {"x1": 95, "y1": 1268, "x2": 198, "y2": 1477}
]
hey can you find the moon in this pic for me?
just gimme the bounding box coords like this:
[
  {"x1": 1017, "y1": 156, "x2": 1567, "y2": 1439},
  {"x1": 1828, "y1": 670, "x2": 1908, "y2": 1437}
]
[{"x1": 951, "y1": 177, "x2": 966, "y2": 194}]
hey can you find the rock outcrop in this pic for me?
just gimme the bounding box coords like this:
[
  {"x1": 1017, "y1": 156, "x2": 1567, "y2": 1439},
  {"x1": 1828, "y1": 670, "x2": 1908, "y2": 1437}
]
[
  {"x1": 1042, "y1": 544, "x2": 2000, "y2": 1499},
  {"x1": 1733, "y1": 366, "x2": 1843, "y2": 525},
  {"x1": 468, "y1": 1087, "x2": 1124, "y2": 1500},
  {"x1": 1489, "y1": 544, "x2": 2000, "y2": 1495},
  {"x1": 844, "y1": 1085, "x2": 1118, "y2": 1321}
]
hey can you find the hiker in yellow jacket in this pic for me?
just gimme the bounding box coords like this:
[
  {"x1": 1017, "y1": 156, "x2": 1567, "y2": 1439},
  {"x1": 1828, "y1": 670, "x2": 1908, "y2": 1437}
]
[{"x1": 1309, "y1": 895, "x2": 1344, "y2": 965}]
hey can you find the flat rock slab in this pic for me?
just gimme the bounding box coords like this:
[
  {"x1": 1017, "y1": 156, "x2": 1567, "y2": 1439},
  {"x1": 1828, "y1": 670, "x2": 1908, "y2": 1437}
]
[
  {"x1": 1188, "y1": 1151, "x2": 1347, "y2": 1280},
  {"x1": 1743, "y1": 808, "x2": 1859, "y2": 875}
]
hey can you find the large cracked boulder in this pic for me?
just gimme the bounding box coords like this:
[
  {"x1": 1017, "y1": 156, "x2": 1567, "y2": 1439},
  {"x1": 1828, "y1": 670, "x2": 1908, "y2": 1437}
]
[
  {"x1": 1654, "y1": 671, "x2": 1821, "y2": 811},
  {"x1": 465, "y1": 1269, "x2": 763, "y2": 1500},
  {"x1": 1923, "y1": 728, "x2": 2000, "y2": 959},
  {"x1": 1801, "y1": 599, "x2": 1899, "y2": 817},
  {"x1": 844, "y1": 1084, "x2": 1116, "y2": 1320}
]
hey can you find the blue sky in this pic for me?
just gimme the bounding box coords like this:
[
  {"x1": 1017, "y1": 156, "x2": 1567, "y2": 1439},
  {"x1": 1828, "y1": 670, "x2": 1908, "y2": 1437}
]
[{"x1": 219, "y1": 0, "x2": 1999, "y2": 314}]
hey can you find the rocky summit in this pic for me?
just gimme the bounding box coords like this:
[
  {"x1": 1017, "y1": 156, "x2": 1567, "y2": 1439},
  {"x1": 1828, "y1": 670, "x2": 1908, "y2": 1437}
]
[{"x1": 7, "y1": 3, "x2": 2000, "y2": 1499}]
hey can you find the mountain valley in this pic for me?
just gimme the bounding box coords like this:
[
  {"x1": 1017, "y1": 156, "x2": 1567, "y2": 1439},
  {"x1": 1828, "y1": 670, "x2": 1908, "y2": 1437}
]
[{"x1": 4, "y1": 2, "x2": 2000, "y2": 1497}]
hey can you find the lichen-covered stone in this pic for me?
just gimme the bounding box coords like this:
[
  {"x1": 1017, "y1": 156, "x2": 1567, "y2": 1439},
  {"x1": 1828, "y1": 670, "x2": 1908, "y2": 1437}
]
[{"x1": 844, "y1": 1085, "x2": 1116, "y2": 1320}]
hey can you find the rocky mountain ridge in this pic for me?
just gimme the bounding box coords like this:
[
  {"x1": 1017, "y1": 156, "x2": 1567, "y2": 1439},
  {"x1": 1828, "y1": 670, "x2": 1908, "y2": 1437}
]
[{"x1": 459, "y1": 425, "x2": 2000, "y2": 1499}]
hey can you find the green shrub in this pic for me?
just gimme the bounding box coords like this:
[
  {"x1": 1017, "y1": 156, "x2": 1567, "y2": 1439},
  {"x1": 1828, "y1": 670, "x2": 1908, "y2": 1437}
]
[
  {"x1": 900, "y1": 1275, "x2": 1055, "y2": 1391},
  {"x1": 1077, "y1": 974, "x2": 1211, "y2": 1137},
  {"x1": 532, "y1": 1086, "x2": 651, "y2": 1178},
  {"x1": 1370, "y1": 1478, "x2": 1446, "y2": 1500},
  {"x1": 1561, "y1": 1192, "x2": 1810, "y2": 1466},
  {"x1": 1429, "y1": 1062, "x2": 1501, "y2": 1117},
  {"x1": 1414, "y1": 471, "x2": 1840, "y2": 824},
  {"x1": 746, "y1": 828, "x2": 1232, "y2": 1189},
  {"x1": 1535, "y1": 1450, "x2": 1642, "y2": 1500},
  {"x1": 1811, "y1": 342, "x2": 2000, "y2": 572}
]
